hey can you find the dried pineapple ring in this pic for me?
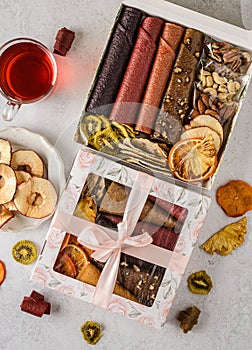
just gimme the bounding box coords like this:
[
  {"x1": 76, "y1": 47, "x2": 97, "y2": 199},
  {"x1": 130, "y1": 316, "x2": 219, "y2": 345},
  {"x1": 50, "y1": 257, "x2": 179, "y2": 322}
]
[
  {"x1": 168, "y1": 135, "x2": 218, "y2": 182},
  {"x1": 216, "y1": 180, "x2": 252, "y2": 217},
  {"x1": 200, "y1": 217, "x2": 247, "y2": 256}
]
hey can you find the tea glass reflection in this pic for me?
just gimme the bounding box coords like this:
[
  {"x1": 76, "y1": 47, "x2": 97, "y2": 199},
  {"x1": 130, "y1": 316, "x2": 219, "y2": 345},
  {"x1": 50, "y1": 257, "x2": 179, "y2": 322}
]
[{"x1": 0, "y1": 38, "x2": 57, "y2": 121}]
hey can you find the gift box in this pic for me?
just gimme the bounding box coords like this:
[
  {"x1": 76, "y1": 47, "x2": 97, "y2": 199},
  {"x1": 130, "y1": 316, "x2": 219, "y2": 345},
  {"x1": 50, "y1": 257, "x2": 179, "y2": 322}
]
[
  {"x1": 31, "y1": 149, "x2": 211, "y2": 328},
  {"x1": 73, "y1": 0, "x2": 252, "y2": 189}
]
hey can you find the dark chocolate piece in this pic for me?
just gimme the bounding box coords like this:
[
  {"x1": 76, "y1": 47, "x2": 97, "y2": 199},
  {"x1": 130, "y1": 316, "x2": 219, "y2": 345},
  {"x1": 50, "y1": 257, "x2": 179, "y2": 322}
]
[
  {"x1": 53, "y1": 27, "x2": 75, "y2": 56},
  {"x1": 86, "y1": 7, "x2": 143, "y2": 115},
  {"x1": 92, "y1": 252, "x2": 165, "y2": 307},
  {"x1": 136, "y1": 23, "x2": 184, "y2": 134},
  {"x1": 117, "y1": 253, "x2": 165, "y2": 307},
  {"x1": 109, "y1": 17, "x2": 164, "y2": 125}
]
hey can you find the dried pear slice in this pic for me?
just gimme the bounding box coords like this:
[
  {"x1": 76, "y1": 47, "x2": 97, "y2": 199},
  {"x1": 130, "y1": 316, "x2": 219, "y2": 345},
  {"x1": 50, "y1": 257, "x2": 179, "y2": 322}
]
[
  {"x1": 0, "y1": 139, "x2": 11, "y2": 165},
  {"x1": 189, "y1": 115, "x2": 224, "y2": 143},
  {"x1": 89, "y1": 127, "x2": 119, "y2": 154},
  {"x1": 0, "y1": 204, "x2": 14, "y2": 228},
  {"x1": 14, "y1": 178, "x2": 57, "y2": 219},
  {"x1": 12, "y1": 240, "x2": 37, "y2": 265},
  {"x1": 200, "y1": 217, "x2": 247, "y2": 255},
  {"x1": 11, "y1": 150, "x2": 44, "y2": 177},
  {"x1": 80, "y1": 321, "x2": 102, "y2": 345},
  {"x1": 216, "y1": 180, "x2": 252, "y2": 217},
  {"x1": 180, "y1": 126, "x2": 221, "y2": 152},
  {"x1": 168, "y1": 135, "x2": 217, "y2": 182},
  {"x1": 0, "y1": 164, "x2": 17, "y2": 204},
  {"x1": 187, "y1": 270, "x2": 213, "y2": 294}
]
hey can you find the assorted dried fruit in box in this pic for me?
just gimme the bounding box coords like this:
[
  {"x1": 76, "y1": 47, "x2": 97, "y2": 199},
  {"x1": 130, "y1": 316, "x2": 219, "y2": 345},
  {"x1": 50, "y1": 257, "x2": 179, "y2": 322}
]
[
  {"x1": 53, "y1": 172, "x2": 189, "y2": 307},
  {"x1": 74, "y1": 5, "x2": 251, "y2": 187}
]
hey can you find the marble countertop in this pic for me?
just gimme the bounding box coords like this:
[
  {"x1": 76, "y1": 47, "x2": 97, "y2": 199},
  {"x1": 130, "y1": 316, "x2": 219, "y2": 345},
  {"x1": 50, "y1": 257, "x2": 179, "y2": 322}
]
[{"x1": 0, "y1": 1, "x2": 252, "y2": 349}]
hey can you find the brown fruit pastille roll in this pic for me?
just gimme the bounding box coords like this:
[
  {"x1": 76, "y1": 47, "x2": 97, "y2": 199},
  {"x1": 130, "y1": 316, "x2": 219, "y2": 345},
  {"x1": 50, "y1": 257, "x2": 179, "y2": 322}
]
[
  {"x1": 86, "y1": 6, "x2": 143, "y2": 115},
  {"x1": 109, "y1": 16, "x2": 164, "y2": 125},
  {"x1": 136, "y1": 23, "x2": 185, "y2": 134}
]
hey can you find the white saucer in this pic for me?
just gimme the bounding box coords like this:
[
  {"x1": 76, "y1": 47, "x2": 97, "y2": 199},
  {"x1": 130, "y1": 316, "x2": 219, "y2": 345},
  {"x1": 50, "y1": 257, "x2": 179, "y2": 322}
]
[{"x1": 0, "y1": 127, "x2": 66, "y2": 231}]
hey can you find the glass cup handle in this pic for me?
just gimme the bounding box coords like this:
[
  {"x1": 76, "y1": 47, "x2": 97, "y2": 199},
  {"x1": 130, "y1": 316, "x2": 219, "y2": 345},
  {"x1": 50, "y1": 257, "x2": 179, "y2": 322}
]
[{"x1": 2, "y1": 101, "x2": 21, "y2": 121}]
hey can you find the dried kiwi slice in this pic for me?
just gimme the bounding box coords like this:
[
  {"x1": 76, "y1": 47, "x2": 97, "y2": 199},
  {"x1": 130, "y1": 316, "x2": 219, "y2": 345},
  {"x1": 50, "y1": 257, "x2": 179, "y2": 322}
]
[
  {"x1": 80, "y1": 321, "x2": 102, "y2": 345},
  {"x1": 97, "y1": 115, "x2": 110, "y2": 129},
  {"x1": 89, "y1": 127, "x2": 119, "y2": 154},
  {"x1": 122, "y1": 124, "x2": 138, "y2": 138},
  {"x1": 81, "y1": 115, "x2": 103, "y2": 138},
  {"x1": 12, "y1": 240, "x2": 37, "y2": 265},
  {"x1": 81, "y1": 115, "x2": 111, "y2": 139},
  {"x1": 111, "y1": 121, "x2": 129, "y2": 139},
  {"x1": 187, "y1": 270, "x2": 213, "y2": 294}
]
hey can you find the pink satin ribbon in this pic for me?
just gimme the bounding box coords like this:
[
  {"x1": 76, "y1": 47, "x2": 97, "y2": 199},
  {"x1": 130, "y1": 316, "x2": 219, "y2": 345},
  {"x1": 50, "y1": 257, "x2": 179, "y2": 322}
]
[{"x1": 78, "y1": 222, "x2": 153, "y2": 308}]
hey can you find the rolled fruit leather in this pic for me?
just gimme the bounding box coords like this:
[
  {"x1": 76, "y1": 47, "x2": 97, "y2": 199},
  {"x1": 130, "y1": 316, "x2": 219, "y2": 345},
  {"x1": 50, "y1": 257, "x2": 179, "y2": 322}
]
[
  {"x1": 109, "y1": 16, "x2": 164, "y2": 125},
  {"x1": 85, "y1": 6, "x2": 143, "y2": 115},
  {"x1": 153, "y1": 28, "x2": 205, "y2": 144},
  {"x1": 135, "y1": 23, "x2": 185, "y2": 134}
]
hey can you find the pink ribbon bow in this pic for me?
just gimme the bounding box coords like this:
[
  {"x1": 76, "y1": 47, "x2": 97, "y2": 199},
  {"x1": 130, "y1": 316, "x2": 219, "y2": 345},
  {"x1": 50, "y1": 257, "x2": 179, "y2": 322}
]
[{"x1": 78, "y1": 221, "x2": 153, "y2": 308}]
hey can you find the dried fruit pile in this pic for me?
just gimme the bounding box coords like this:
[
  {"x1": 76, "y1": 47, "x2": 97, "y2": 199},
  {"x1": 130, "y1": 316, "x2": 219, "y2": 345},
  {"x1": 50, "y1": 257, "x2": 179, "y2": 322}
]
[{"x1": 0, "y1": 139, "x2": 57, "y2": 228}]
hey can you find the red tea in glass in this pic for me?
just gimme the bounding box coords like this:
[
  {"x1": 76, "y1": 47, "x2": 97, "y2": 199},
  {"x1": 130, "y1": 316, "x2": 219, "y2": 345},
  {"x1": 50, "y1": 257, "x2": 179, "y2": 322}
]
[{"x1": 0, "y1": 38, "x2": 57, "y2": 121}]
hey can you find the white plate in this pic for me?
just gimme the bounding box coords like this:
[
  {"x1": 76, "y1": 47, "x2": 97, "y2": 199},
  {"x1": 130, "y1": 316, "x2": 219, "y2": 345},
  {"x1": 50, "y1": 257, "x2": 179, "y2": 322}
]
[{"x1": 0, "y1": 127, "x2": 66, "y2": 231}]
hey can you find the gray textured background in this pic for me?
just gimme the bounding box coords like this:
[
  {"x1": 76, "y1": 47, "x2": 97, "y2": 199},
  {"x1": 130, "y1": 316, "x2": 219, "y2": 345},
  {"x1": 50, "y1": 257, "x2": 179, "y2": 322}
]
[{"x1": 0, "y1": 1, "x2": 252, "y2": 349}]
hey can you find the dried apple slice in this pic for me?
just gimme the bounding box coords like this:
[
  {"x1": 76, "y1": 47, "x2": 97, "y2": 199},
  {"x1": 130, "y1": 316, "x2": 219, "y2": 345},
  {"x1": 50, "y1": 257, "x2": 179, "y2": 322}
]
[
  {"x1": 0, "y1": 164, "x2": 17, "y2": 204},
  {"x1": 0, "y1": 204, "x2": 14, "y2": 228},
  {"x1": 15, "y1": 170, "x2": 31, "y2": 185},
  {"x1": 180, "y1": 126, "x2": 221, "y2": 152},
  {"x1": 11, "y1": 150, "x2": 44, "y2": 177},
  {"x1": 14, "y1": 177, "x2": 57, "y2": 219},
  {"x1": 4, "y1": 201, "x2": 17, "y2": 211},
  {"x1": 0, "y1": 139, "x2": 11, "y2": 165},
  {"x1": 189, "y1": 115, "x2": 224, "y2": 143}
]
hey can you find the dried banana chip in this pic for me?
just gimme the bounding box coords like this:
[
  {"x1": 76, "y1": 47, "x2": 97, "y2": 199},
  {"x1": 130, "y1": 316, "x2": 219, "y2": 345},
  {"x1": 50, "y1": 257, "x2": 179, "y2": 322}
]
[{"x1": 200, "y1": 217, "x2": 247, "y2": 256}]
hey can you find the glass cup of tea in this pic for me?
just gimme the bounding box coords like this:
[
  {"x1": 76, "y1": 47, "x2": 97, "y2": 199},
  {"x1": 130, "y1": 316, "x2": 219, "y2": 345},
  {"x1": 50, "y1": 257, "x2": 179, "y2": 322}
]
[{"x1": 0, "y1": 37, "x2": 57, "y2": 121}]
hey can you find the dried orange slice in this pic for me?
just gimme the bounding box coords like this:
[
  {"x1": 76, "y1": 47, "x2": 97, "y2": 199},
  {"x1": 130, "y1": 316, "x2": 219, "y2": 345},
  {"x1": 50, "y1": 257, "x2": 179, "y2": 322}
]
[
  {"x1": 0, "y1": 260, "x2": 6, "y2": 285},
  {"x1": 217, "y1": 180, "x2": 252, "y2": 217},
  {"x1": 63, "y1": 244, "x2": 89, "y2": 273},
  {"x1": 168, "y1": 135, "x2": 218, "y2": 182},
  {"x1": 54, "y1": 251, "x2": 77, "y2": 278}
]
